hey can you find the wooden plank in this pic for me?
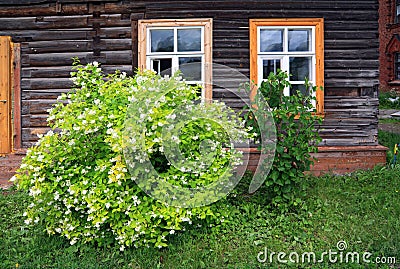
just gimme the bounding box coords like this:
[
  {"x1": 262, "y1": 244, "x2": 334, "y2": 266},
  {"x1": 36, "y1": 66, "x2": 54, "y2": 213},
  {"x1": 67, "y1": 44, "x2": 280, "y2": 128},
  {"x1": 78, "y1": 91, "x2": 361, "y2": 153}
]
[
  {"x1": 0, "y1": 36, "x2": 12, "y2": 153},
  {"x1": 22, "y1": 114, "x2": 48, "y2": 128},
  {"x1": 12, "y1": 43, "x2": 21, "y2": 150},
  {"x1": 131, "y1": 12, "x2": 144, "y2": 69},
  {"x1": 23, "y1": 99, "x2": 55, "y2": 114},
  {"x1": 21, "y1": 40, "x2": 92, "y2": 54},
  {"x1": 0, "y1": 16, "x2": 90, "y2": 30},
  {"x1": 0, "y1": 29, "x2": 92, "y2": 42},
  {"x1": 21, "y1": 77, "x2": 73, "y2": 90}
]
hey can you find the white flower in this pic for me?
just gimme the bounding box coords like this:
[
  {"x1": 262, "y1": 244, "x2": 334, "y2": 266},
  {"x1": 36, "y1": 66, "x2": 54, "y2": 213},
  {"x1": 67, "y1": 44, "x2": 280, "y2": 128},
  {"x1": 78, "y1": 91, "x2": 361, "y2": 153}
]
[
  {"x1": 169, "y1": 230, "x2": 175, "y2": 235},
  {"x1": 70, "y1": 238, "x2": 78, "y2": 245},
  {"x1": 9, "y1": 176, "x2": 16, "y2": 182},
  {"x1": 166, "y1": 113, "x2": 176, "y2": 120},
  {"x1": 92, "y1": 61, "x2": 99, "y2": 67},
  {"x1": 128, "y1": 96, "x2": 136, "y2": 102}
]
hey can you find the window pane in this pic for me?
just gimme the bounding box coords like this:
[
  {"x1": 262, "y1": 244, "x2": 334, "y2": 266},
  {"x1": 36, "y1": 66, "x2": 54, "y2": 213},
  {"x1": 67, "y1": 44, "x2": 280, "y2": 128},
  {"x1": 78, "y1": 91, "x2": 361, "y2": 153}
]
[
  {"x1": 395, "y1": 53, "x2": 400, "y2": 80},
  {"x1": 289, "y1": 57, "x2": 311, "y2": 81},
  {"x1": 262, "y1": 59, "x2": 281, "y2": 79},
  {"x1": 397, "y1": 3, "x2": 400, "y2": 23},
  {"x1": 260, "y1": 29, "x2": 283, "y2": 52},
  {"x1": 290, "y1": 84, "x2": 310, "y2": 96},
  {"x1": 178, "y1": 29, "x2": 201, "y2": 52},
  {"x1": 288, "y1": 29, "x2": 311, "y2": 52},
  {"x1": 179, "y1": 57, "x2": 202, "y2": 81},
  {"x1": 152, "y1": 58, "x2": 172, "y2": 76},
  {"x1": 150, "y1": 29, "x2": 174, "y2": 52}
]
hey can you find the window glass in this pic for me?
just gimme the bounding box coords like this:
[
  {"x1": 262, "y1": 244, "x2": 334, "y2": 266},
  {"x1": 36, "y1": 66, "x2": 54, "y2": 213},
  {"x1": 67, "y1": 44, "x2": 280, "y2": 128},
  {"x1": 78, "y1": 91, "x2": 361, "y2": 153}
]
[
  {"x1": 178, "y1": 29, "x2": 202, "y2": 52},
  {"x1": 289, "y1": 57, "x2": 311, "y2": 81},
  {"x1": 260, "y1": 29, "x2": 283, "y2": 52},
  {"x1": 395, "y1": 53, "x2": 400, "y2": 80},
  {"x1": 179, "y1": 57, "x2": 202, "y2": 81},
  {"x1": 396, "y1": 0, "x2": 400, "y2": 23},
  {"x1": 262, "y1": 59, "x2": 281, "y2": 79},
  {"x1": 290, "y1": 84, "x2": 310, "y2": 96},
  {"x1": 288, "y1": 29, "x2": 311, "y2": 52},
  {"x1": 150, "y1": 29, "x2": 174, "y2": 52},
  {"x1": 151, "y1": 58, "x2": 172, "y2": 76}
]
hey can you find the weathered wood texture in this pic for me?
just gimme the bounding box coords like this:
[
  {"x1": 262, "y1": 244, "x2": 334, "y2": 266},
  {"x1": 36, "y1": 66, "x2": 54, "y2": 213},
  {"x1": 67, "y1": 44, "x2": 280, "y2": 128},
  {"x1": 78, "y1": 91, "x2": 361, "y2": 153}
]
[{"x1": 0, "y1": 0, "x2": 379, "y2": 148}]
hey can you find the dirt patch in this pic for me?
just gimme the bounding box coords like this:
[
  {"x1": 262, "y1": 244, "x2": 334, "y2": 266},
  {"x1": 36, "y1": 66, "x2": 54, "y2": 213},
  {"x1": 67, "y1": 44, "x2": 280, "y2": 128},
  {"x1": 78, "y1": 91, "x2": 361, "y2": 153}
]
[{"x1": 378, "y1": 122, "x2": 400, "y2": 134}]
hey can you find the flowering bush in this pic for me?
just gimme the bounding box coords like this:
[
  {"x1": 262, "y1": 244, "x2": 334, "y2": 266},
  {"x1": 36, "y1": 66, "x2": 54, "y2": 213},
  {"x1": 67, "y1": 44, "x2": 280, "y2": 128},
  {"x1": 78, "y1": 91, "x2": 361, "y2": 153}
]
[
  {"x1": 245, "y1": 70, "x2": 322, "y2": 208},
  {"x1": 14, "y1": 61, "x2": 247, "y2": 249}
]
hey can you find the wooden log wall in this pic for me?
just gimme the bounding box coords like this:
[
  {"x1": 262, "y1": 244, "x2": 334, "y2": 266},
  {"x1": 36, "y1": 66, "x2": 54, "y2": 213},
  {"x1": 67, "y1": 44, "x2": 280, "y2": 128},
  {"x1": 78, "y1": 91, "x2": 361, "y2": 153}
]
[{"x1": 0, "y1": 0, "x2": 379, "y2": 148}]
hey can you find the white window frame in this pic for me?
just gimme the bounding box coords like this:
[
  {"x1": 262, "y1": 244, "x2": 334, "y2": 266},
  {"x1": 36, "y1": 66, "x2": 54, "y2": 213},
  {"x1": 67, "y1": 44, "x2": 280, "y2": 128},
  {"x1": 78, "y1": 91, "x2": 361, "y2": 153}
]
[
  {"x1": 257, "y1": 26, "x2": 316, "y2": 100},
  {"x1": 146, "y1": 26, "x2": 205, "y2": 86},
  {"x1": 138, "y1": 19, "x2": 213, "y2": 101}
]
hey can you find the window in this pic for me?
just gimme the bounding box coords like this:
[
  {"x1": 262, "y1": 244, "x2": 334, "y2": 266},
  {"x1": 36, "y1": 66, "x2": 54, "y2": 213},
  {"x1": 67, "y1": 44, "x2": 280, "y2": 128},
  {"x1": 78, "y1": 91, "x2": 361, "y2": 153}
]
[
  {"x1": 395, "y1": 53, "x2": 400, "y2": 80},
  {"x1": 138, "y1": 19, "x2": 212, "y2": 100},
  {"x1": 250, "y1": 19, "x2": 324, "y2": 114},
  {"x1": 396, "y1": 0, "x2": 400, "y2": 23}
]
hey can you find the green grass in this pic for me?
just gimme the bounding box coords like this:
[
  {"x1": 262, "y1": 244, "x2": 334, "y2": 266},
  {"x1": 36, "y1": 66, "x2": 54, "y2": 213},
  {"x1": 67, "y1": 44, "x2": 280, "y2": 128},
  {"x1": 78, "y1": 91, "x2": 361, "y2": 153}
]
[
  {"x1": 1, "y1": 167, "x2": 400, "y2": 269},
  {"x1": 378, "y1": 130, "x2": 400, "y2": 163},
  {"x1": 379, "y1": 118, "x2": 400, "y2": 124}
]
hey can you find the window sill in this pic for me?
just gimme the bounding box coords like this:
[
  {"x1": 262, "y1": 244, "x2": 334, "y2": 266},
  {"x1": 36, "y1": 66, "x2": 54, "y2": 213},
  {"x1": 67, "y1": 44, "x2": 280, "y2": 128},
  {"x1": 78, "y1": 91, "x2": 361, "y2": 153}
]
[{"x1": 388, "y1": 80, "x2": 400, "y2": 86}]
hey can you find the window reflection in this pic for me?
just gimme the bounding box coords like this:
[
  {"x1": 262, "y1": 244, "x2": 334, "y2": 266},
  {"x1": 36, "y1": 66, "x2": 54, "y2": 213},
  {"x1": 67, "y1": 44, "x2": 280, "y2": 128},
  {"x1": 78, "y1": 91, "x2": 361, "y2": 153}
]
[
  {"x1": 150, "y1": 29, "x2": 174, "y2": 52},
  {"x1": 263, "y1": 59, "x2": 281, "y2": 79},
  {"x1": 260, "y1": 29, "x2": 283, "y2": 52},
  {"x1": 289, "y1": 57, "x2": 311, "y2": 81},
  {"x1": 288, "y1": 30, "x2": 311, "y2": 52},
  {"x1": 152, "y1": 58, "x2": 172, "y2": 76},
  {"x1": 290, "y1": 84, "x2": 310, "y2": 96},
  {"x1": 178, "y1": 29, "x2": 201, "y2": 52},
  {"x1": 179, "y1": 57, "x2": 202, "y2": 81}
]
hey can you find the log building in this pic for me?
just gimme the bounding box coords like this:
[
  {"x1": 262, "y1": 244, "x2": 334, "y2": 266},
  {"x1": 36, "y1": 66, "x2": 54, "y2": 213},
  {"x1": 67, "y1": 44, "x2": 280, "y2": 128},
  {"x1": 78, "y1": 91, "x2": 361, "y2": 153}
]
[{"x1": 0, "y1": 0, "x2": 386, "y2": 178}]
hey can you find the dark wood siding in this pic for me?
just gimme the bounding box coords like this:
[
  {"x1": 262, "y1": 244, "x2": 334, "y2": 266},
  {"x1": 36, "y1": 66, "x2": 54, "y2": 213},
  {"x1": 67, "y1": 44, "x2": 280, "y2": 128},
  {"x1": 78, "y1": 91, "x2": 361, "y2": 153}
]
[{"x1": 0, "y1": 0, "x2": 379, "y2": 147}]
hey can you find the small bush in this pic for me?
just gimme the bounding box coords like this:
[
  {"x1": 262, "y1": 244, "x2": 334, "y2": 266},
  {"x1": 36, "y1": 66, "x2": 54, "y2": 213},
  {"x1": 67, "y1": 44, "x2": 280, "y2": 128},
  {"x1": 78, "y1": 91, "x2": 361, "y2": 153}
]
[
  {"x1": 379, "y1": 90, "x2": 400, "y2": 109},
  {"x1": 14, "y1": 61, "x2": 246, "y2": 249},
  {"x1": 378, "y1": 130, "x2": 400, "y2": 164},
  {"x1": 245, "y1": 70, "x2": 322, "y2": 208}
]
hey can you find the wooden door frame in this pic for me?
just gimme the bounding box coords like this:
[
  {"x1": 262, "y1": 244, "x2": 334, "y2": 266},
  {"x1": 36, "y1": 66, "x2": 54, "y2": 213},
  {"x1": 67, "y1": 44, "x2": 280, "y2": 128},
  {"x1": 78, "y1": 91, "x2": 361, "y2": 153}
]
[{"x1": 0, "y1": 36, "x2": 21, "y2": 154}]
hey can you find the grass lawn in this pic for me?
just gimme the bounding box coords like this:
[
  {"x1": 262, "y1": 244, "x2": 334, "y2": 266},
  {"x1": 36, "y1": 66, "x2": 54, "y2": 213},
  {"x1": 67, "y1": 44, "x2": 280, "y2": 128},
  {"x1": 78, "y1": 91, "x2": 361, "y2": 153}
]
[{"x1": 1, "y1": 165, "x2": 399, "y2": 269}]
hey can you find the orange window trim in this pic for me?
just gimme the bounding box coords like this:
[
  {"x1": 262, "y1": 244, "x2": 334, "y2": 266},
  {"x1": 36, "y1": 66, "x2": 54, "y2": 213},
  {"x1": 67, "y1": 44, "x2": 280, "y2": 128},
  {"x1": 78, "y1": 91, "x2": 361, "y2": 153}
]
[{"x1": 249, "y1": 18, "x2": 324, "y2": 115}]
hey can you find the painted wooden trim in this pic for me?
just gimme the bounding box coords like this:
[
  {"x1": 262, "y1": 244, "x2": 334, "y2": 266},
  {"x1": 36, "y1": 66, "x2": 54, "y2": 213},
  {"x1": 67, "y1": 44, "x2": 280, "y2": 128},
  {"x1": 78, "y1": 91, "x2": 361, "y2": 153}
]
[
  {"x1": 137, "y1": 18, "x2": 213, "y2": 100},
  {"x1": 249, "y1": 18, "x2": 324, "y2": 115},
  {"x1": 12, "y1": 43, "x2": 21, "y2": 150},
  {"x1": 131, "y1": 12, "x2": 145, "y2": 71},
  {"x1": 0, "y1": 36, "x2": 12, "y2": 154}
]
